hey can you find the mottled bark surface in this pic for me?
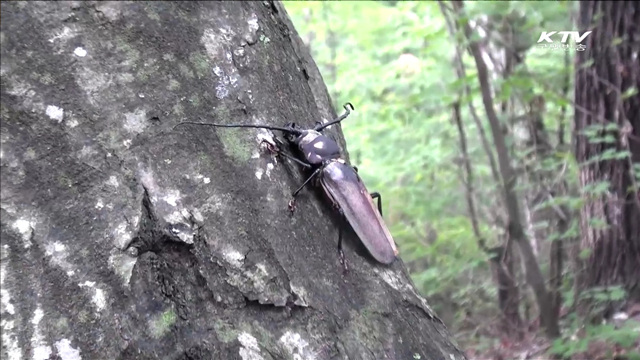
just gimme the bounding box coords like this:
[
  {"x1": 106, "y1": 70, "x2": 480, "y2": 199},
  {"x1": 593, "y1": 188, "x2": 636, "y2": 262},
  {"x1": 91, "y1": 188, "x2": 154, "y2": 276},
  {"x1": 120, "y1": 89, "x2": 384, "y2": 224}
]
[
  {"x1": 0, "y1": 2, "x2": 465, "y2": 360},
  {"x1": 575, "y1": 0, "x2": 640, "y2": 301}
]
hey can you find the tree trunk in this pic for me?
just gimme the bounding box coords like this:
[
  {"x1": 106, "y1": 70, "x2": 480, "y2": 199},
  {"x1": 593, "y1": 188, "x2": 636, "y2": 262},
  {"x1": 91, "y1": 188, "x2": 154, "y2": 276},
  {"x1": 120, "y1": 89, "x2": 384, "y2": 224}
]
[
  {"x1": 440, "y1": 3, "x2": 523, "y2": 339},
  {"x1": 0, "y1": 2, "x2": 466, "y2": 359},
  {"x1": 575, "y1": 0, "x2": 640, "y2": 303},
  {"x1": 450, "y1": 0, "x2": 560, "y2": 339}
]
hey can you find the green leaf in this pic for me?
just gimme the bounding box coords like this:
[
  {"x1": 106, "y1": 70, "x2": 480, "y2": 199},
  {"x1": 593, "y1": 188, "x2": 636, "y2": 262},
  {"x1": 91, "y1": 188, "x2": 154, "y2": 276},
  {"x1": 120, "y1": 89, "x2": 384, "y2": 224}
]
[
  {"x1": 581, "y1": 180, "x2": 611, "y2": 196},
  {"x1": 579, "y1": 248, "x2": 592, "y2": 259},
  {"x1": 588, "y1": 217, "x2": 609, "y2": 230},
  {"x1": 621, "y1": 86, "x2": 638, "y2": 100}
]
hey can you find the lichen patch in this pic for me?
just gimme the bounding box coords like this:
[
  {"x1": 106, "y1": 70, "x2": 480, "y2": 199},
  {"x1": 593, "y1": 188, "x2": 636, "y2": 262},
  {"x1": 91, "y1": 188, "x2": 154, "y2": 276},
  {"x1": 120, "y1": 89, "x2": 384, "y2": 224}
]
[
  {"x1": 163, "y1": 190, "x2": 181, "y2": 207},
  {"x1": 374, "y1": 267, "x2": 404, "y2": 291},
  {"x1": 48, "y1": 26, "x2": 75, "y2": 43},
  {"x1": 279, "y1": 331, "x2": 315, "y2": 360},
  {"x1": 112, "y1": 221, "x2": 134, "y2": 250},
  {"x1": 149, "y1": 309, "x2": 176, "y2": 338},
  {"x1": 122, "y1": 109, "x2": 147, "y2": 134},
  {"x1": 46, "y1": 105, "x2": 64, "y2": 122},
  {"x1": 45, "y1": 242, "x2": 76, "y2": 277},
  {"x1": 106, "y1": 175, "x2": 119, "y2": 188},
  {"x1": 238, "y1": 332, "x2": 264, "y2": 360},
  {"x1": 290, "y1": 284, "x2": 309, "y2": 307},
  {"x1": 12, "y1": 218, "x2": 34, "y2": 248},
  {"x1": 31, "y1": 305, "x2": 52, "y2": 360},
  {"x1": 1, "y1": 315, "x2": 20, "y2": 360},
  {"x1": 73, "y1": 47, "x2": 87, "y2": 57},
  {"x1": 79, "y1": 281, "x2": 106, "y2": 312},
  {"x1": 201, "y1": 28, "x2": 240, "y2": 100},
  {"x1": 108, "y1": 250, "x2": 137, "y2": 287},
  {"x1": 54, "y1": 338, "x2": 82, "y2": 360},
  {"x1": 265, "y1": 163, "x2": 274, "y2": 179},
  {"x1": 222, "y1": 247, "x2": 245, "y2": 268},
  {"x1": 66, "y1": 117, "x2": 79, "y2": 128},
  {"x1": 1, "y1": 251, "x2": 16, "y2": 316}
]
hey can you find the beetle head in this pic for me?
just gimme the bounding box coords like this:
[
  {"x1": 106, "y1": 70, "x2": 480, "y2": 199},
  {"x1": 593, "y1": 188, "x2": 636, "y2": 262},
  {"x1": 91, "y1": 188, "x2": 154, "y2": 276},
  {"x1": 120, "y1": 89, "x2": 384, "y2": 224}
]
[{"x1": 283, "y1": 122, "x2": 300, "y2": 143}]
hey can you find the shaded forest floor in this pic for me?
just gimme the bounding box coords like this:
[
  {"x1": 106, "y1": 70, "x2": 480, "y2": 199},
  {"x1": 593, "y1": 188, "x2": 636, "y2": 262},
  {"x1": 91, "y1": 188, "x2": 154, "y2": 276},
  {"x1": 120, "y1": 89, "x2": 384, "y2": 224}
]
[{"x1": 465, "y1": 302, "x2": 640, "y2": 360}]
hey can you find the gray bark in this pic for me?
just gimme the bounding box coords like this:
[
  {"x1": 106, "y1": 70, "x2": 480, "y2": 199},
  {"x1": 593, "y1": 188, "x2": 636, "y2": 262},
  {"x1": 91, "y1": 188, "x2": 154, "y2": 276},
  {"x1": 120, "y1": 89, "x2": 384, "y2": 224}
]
[
  {"x1": 575, "y1": 0, "x2": 640, "y2": 303},
  {"x1": 0, "y1": 2, "x2": 465, "y2": 360}
]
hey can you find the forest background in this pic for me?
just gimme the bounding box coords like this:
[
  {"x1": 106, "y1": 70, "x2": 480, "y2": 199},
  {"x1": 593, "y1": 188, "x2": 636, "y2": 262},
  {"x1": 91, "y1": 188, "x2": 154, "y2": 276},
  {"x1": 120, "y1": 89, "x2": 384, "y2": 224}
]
[{"x1": 284, "y1": 1, "x2": 640, "y2": 359}]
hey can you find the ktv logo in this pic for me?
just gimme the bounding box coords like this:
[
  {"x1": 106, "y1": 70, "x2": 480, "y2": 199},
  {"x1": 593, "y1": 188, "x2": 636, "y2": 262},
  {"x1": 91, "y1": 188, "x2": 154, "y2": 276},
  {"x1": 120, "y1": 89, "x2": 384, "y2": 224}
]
[{"x1": 536, "y1": 31, "x2": 592, "y2": 51}]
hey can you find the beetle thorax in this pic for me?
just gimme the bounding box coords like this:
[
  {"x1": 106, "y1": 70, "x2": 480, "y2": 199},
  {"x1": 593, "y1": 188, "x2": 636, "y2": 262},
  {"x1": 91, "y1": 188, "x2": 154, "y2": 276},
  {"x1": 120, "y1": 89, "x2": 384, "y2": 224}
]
[
  {"x1": 296, "y1": 130, "x2": 322, "y2": 148},
  {"x1": 295, "y1": 130, "x2": 342, "y2": 165}
]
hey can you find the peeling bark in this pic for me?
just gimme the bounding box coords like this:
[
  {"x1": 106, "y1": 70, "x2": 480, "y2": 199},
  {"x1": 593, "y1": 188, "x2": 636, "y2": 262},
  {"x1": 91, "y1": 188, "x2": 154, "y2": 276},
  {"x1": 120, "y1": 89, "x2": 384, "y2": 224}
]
[{"x1": 0, "y1": 2, "x2": 465, "y2": 359}]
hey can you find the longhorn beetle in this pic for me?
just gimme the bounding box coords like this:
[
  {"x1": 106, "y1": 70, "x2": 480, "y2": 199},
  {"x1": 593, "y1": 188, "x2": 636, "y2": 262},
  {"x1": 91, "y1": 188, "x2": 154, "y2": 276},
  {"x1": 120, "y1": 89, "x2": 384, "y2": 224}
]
[{"x1": 174, "y1": 103, "x2": 399, "y2": 269}]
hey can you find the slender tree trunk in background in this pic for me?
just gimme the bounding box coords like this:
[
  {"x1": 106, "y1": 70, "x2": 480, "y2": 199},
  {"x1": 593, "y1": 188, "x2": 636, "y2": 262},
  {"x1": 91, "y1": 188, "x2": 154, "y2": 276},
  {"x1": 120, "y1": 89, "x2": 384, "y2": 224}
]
[
  {"x1": 0, "y1": 2, "x2": 466, "y2": 359},
  {"x1": 453, "y1": 98, "x2": 524, "y2": 339},
  {"x1": 440, "y1": 3, "x2": 524, "y2": 338},
  {"x1": 549, "y1": 50, "x2": 573, "y2": 321},
  {"x1": 451, "y1": 103, "x2": 482, "y2": 242},
  {"x1": 451, "y1": 0, "x2": 560, "y2": 339},
  {"x1": 521, "y1": 95, "x2": 569, "y2": 333},
  {"x1": 489, "y1": 244, "x2": 523, "y2": 338},
  {"x1": 493, "y1": 14, "x2": 531, "y2": 340},
  {"x1": 439, "y1": 2, "x2": 501, "y2": 192},
  {"x1": 574, "y1": 1, "x2": 640, "y2": 304}
]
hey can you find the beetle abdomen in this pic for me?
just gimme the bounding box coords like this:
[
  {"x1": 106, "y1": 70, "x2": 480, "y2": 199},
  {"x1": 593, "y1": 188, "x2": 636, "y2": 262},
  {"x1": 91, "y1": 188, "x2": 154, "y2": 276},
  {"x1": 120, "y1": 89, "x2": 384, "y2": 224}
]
[{"x1": 320, "y1": 161, "x2": 398, "y2": 264}]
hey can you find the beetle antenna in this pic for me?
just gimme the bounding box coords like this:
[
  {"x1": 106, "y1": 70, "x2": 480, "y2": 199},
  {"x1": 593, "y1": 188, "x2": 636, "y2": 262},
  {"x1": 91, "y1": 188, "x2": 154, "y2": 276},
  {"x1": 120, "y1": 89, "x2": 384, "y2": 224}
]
[
  {"x1": 314, "y1": 103, "x2": 354, "y2": 131},
  {"x1": 173, "y1": 121, "x2": 300, "y2": 135}
]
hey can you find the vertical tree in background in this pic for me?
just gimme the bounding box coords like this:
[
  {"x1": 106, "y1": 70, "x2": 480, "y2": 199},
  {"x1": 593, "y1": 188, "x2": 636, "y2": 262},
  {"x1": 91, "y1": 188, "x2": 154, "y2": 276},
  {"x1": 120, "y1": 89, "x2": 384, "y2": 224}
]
[
  {"x1": 451, "y1": 0, "x2": 560, "y2": 339},
  {"x1": 574, "y1": 1, "x2": 640, "y2": 303},
  {"x1": 439, "y1": 2, "x2": 524, "y2": 338}
]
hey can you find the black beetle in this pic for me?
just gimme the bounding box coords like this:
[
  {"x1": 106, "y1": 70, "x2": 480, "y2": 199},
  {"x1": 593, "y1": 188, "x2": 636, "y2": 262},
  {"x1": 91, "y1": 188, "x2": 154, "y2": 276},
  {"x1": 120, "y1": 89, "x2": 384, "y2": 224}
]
[{"x1": 174, "y1": 103, "x2": 398, "y2": 268}]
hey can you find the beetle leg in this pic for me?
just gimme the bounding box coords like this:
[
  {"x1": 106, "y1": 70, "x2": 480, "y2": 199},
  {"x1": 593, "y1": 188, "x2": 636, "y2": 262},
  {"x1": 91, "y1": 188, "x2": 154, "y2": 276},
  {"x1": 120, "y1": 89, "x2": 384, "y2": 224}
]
[
  {"x1": 287, "y1": 199, "x2": 296, "y2": 213},
  {"x1": 292, "y1": 167, "x2": 322, "y2": 197},
  {"x1": 259, "y1": 139, "x2": 280, "y2": 154},
  {"x1": 351, "y1": 165, "x2": 383, "y2": 217},
  {"x1": 288, "y1": 167, "x2": 323, "y2": 214},
  {"x1": 370, "y1": 192, "x2": 383, "y2": 217},
  {"x1": 314, "y1": 103, "x2": 355, "y2": 131},
  {"x1": 277, "y1": 151, "x2": 313, "y2": 169},
  {"x1": 337, "y1": 208, "x2": 349, "y2": 273},
  {"x1": 338, "y1": 226, "x2": 347, "y2": 272},
  {"x1": 259, "y1": 140, "x2": 312, "y2": 169},
  {"x1": 318, "y1": 177, "x2": 349, "y2": 273}
]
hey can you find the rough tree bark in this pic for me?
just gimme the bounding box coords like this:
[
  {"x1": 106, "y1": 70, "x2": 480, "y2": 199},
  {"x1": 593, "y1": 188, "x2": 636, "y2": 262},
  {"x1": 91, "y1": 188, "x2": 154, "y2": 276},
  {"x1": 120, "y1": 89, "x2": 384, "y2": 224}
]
[
  {"x1": 575, "y1": 1, "x2": 640, "y2": 303},
  {"x1": 0, "y1": 2, "x2": 466, "y2": 360}
]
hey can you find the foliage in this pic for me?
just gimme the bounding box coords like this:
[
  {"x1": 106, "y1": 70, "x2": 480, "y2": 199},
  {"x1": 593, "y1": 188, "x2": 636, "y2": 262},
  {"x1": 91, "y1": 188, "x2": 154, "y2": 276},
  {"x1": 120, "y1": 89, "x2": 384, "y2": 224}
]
[
  {"x1": 550, "y1": 321, "x2": 640, "y2": 360},
  {"x1": 284, "y1": 0, "x2": 639, "y2": 357},
  {"x1": 550, "y1": 286, "x2": 639, "y2": 359}
]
